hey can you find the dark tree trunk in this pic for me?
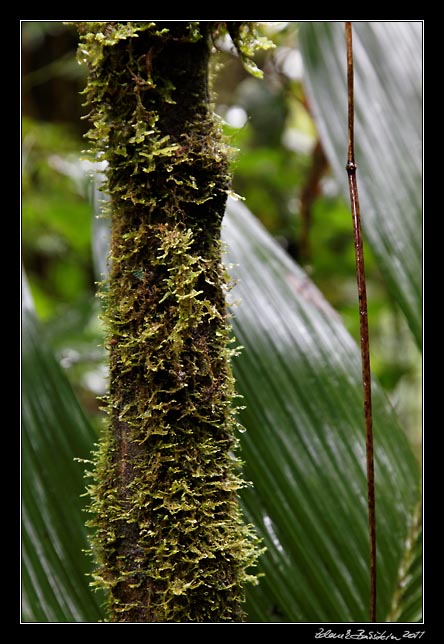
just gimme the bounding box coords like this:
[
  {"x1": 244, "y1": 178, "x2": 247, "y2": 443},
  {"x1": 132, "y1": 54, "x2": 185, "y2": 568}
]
[{"x1": 78, "y1": 21, "x2": 259, "y2": 623}]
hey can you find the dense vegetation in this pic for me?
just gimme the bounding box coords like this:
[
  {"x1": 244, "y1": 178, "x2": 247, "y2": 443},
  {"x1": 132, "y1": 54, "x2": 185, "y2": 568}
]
[{"x1": 22, "y1": 21, "x2": 422, "y2": 623}]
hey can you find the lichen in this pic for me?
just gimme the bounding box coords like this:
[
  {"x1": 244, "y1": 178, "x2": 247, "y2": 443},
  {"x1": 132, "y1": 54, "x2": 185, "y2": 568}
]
[{"x1": 76, "y1": 21, "x2": 265, "y2": 622}]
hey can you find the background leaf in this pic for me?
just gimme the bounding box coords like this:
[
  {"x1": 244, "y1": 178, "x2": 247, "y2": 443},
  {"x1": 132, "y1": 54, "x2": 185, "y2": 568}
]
[
  {"x1": 223, "y1": 197, "x2": 421, "y2": 622},
  {"x1": 386, "y1": 504, "x2": 422, "y2": 623},
  {"x1": 299, "y1": 22, "x2": 422, "y2": 348},
  {"x1": 21, "y1": 194, "x2": 422, "y2": 622},
  {"x1": 21, "y1": 270, "x2": 105, "y2": 623}
]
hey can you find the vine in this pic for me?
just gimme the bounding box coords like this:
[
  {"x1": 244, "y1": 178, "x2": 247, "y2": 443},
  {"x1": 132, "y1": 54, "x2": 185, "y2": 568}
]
[{"x1": 345, "y1": 21, "x2": 376, "y2": 623}]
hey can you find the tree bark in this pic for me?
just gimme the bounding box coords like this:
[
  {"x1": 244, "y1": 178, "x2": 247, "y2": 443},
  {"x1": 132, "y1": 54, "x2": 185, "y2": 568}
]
[{"x1": 77, "y1": 21, "x2": 259, "y2": 623}]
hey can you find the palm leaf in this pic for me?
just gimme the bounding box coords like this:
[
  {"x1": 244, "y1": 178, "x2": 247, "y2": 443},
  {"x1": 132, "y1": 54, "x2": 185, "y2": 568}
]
[
  {"x1": 21, "y1": 270, "x2": 105, "y2": 622},
  {"x1": 21, "y1": 193, "x2": 421, "y2": 621},
  {"x1": 223, "y1": 197, "x2": 421, "y2": 622},
  {"x1": 299, "y1": 21, "x2": 422, "y2": 348}
]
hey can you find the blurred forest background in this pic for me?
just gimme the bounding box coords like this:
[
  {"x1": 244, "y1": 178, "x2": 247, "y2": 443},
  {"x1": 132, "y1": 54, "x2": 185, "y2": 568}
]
[{"x1": 21, "y1": 21, "x2": 421, "y2": 460}]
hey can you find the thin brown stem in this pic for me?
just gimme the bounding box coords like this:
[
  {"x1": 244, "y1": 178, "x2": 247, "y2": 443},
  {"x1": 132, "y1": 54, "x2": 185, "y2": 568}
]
[
  {"x1": 299, "y1": 138, "x2": 329, "y2": 264},
  {"x1": 345, "y1": 21, "x2": 377, "y2": 623}
]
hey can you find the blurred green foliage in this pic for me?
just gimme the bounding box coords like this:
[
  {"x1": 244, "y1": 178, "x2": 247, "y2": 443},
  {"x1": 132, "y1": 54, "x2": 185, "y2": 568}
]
[
  {"x1": 22, "y1": 117, "x2": 93, "y2": 316},
  {"x1": 21, "y1": 21, "x2": 421, "y2": 454},
  {"x1": 22, "y1": 113, "x2": 103, "y2": 418}
]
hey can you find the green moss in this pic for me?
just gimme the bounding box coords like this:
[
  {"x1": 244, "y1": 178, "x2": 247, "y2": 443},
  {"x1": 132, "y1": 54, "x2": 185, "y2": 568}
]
[{"x1": 77, "y1": 21, "x2": 265, "y2": 622}]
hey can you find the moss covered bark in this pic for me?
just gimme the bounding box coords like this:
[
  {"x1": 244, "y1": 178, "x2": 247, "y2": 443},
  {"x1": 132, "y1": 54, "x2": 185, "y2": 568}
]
[{"x1": 77, "y1": 21, "x2": 262, "y2": 623}]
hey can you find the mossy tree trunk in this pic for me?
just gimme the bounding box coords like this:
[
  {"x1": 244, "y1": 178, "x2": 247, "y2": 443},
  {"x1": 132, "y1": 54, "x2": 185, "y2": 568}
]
[{"x1": 77, "y1": 21, "x2": 260, "y2": 623}]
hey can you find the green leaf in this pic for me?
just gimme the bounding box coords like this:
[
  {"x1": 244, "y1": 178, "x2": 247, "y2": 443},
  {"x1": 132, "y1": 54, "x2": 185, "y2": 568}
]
[
  {"x1": 89, "y1": 185, "x2": 422, "y2": 622},
  {"x1": 299, "y1": 22, "x2": 422, "y2": 348},
  {"x1": 223, "y1": 197, "x2": 421, "y2": 622},
  {"x1": 21, "y1": 270, "x2": 105, "y2": 623},
  {"x1": 386, "y1": 503, "x2": 422, "y2": 623},
  {"x1": 22, "y1": 188, "x2": 421, "y2": 621}
]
